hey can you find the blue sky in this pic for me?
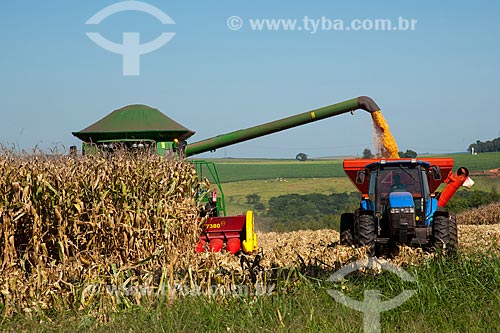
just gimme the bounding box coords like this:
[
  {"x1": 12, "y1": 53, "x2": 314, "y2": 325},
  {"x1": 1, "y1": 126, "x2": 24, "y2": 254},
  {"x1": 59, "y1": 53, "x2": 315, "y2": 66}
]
[{"x1": 1, "y1": 0, "x2": 499, "y2": 158}]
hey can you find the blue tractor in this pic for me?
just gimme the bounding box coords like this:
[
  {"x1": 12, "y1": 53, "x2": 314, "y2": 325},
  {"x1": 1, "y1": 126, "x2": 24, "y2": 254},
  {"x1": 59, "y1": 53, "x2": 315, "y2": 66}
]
[{"x1": 340, "y1": 158, "x2": 471, "y2": 255}]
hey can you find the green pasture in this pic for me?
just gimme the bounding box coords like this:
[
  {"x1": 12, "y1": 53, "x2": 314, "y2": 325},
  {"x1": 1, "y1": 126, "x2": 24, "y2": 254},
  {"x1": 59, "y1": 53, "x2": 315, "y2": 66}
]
[
  {"x1": 222, "y1": 177, "x2": 354, "y2": 215},
  {"x1": 441, "y1": 152, "x2": 500, "y2": 171},
  {"x1": 191, "y1": 158, "x2": 345, "y2": 183},
  {"x1": 200, "y1": 153, "x2": 500, "y2": 215},
  {"x1": 194, "y1": 152, "x2": 500, "y2": 184}
]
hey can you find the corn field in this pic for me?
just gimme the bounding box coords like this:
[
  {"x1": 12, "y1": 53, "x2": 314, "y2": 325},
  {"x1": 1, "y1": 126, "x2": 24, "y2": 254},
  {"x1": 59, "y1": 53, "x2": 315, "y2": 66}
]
[
  {"x1": 0, "y1": 150, "x2": 205, "y2": 316},
  {"x1": 458, "y1": 202, "x2": 500, "y2": 225}
]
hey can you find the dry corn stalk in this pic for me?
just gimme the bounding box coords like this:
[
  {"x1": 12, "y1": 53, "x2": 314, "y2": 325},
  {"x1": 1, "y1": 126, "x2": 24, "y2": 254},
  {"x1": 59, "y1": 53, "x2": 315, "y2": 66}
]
[
  {"x1": 458, "y1": 202, "x2": 500, "y2": 225},
  {"x1": 0, "y1": 149, "x2": 202, "y2": 315}
]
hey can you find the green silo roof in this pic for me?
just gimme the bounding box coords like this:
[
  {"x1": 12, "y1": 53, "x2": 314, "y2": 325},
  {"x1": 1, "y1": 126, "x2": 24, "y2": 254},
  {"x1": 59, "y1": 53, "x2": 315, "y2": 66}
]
[{"x1": 72, "y1": 104, "x2": 195, "y2": 142}]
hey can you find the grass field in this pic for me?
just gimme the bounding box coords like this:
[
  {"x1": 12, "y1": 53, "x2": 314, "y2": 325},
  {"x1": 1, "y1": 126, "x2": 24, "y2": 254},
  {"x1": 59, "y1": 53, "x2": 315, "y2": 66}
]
[
  {"x1": 191, "y1": 158, "x2": 345, "y2": 183},
  {"x1": 222, "y1": 177, "x2": 355, "y2": 215},
  {"x1": 192, "y1": 152, "x2": 500, "y2": 184},
  {"x1": 223, "y1": 177, "x2": 500, "y2": 217},
  {"x1": 4, "y1": 251, "x2": 500, "y2": 332},
  {"x1": 209, "y1": 153, "x2": 500, "y2": 215},
  {"x1": 440, "y1": 152, "x2": 500, "y2": 172}
]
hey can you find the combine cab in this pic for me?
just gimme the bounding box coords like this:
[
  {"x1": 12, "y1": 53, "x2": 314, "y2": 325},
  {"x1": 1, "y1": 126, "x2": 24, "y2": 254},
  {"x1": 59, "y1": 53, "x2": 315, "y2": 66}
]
[
  {"x1": 193, "y1": 161, "x2": 258, "y2": 254},
  {"x1": 341, "y1": 158, "x2": 472, "y2": 255}
]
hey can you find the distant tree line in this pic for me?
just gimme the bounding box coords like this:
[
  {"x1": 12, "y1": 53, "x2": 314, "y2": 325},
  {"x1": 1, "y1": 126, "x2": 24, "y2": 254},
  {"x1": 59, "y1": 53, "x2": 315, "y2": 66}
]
[
  {"x1": 246, "y1": 193, "x2": 265, "y2": 211},
  {"x1": 468, "y1": 137, "x2": 500, "y2": 153},
  {"x1": 398, "y1": 149, "x2": 417, "y2": 158},
  {"x1": 264, "y1": 192, "x2": 360, "y2": 232},
  {"x1": 362, "y1": 148, "x2": 374, "y2": 158},
  {"x1": 362, "y1": 148, "x2": 417, "y2": 158},
  {"x1": 447, "y1": 188, "x2": 500, "y2": 213},
  {"x1": 295, "y1": 153, "x2": 308, "y2": 161}
]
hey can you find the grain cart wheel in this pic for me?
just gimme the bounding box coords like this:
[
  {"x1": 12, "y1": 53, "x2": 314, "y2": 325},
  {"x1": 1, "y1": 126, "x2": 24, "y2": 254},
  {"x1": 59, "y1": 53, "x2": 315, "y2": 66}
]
[
  {"x1": 432, "y1": 215, "x2": 457, "y2": 255},
  {"x1": 354, "y1": 214, "x2": 376, "y2": 255},
  {"x1": 340, "y1": 213, "x2": 355, "y2": 246}
]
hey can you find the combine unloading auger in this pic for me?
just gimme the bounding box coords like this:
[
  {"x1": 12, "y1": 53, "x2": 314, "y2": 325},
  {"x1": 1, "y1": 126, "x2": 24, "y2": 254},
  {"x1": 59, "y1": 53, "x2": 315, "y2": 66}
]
[{"x1": 185, "y1": 96, "x2": 380, "y2": 156}]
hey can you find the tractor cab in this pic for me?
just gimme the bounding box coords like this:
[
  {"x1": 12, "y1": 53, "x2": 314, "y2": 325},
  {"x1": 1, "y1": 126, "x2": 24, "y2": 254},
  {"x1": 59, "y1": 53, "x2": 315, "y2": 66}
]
[
  {"x1": 362, "y1": 160, "x2": 440, "y2": 244},
  {"x1": 365, "y1": 160, "x2": 436, "y2": 228}
]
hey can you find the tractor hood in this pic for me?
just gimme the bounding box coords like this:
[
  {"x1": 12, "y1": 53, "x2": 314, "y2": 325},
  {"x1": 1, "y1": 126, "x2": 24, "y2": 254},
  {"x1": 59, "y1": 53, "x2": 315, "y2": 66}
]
[{"x1": 389, "y1": 192, "x2": 415, "y2": 208}]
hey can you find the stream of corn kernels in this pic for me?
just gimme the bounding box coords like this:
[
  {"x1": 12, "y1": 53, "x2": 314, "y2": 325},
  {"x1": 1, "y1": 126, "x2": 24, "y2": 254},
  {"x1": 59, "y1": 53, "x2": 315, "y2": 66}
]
[{"x1": 371, "y1": 110, "x2": 400, "y2": 158}]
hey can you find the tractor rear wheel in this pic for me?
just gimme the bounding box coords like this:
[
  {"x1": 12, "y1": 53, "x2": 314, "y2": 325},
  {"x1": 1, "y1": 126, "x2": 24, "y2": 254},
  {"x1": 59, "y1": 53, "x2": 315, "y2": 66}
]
[
  {"x1": 354, "y1": 214, "x2": 376, "y2": 255},
  {"x1": 340, "y1": 213, "x2": 354, "y2": 246},
  {"x1": 432, "y1": 214, "x2": 457, "y2": 255},
  {"x1": 448, "y1": 214, "x2": 458, "y2": 254}
]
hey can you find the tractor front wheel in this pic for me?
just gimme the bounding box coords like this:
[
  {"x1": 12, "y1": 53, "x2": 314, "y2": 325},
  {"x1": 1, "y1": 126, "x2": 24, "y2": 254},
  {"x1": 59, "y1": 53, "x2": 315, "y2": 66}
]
[
  {"x1": 340, "y1": 213, "x2": 354, "y2": 246},
  {"x1": 354, "y1": 214, "x2": 376, "y2": 255},
  {"x1": 432, "y1": 214, "x2": 458, "y2": 255},
  {"x1": 449, "y1": 214, "x2": 458, "y2": 251}
]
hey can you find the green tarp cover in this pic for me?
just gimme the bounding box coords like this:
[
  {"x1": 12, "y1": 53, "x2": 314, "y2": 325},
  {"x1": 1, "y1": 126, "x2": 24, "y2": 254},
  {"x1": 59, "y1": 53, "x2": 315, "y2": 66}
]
[{"x1": 72, "y1": 104, "x2": 195, "y2": 142}]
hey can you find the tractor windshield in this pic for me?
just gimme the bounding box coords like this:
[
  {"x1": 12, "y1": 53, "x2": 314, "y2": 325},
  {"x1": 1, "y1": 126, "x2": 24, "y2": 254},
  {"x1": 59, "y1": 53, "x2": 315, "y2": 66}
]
[{"x1": 374, "y1": 167, "x2": 423, "y2": 202}]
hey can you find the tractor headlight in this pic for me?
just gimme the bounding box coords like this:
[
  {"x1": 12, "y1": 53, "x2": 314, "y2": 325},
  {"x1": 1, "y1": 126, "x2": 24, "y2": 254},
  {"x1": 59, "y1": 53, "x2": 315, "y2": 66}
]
[{"x1": 390, "y1": 207, "x2": 414, "y2": 214}]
